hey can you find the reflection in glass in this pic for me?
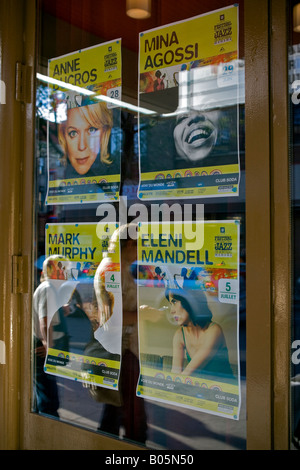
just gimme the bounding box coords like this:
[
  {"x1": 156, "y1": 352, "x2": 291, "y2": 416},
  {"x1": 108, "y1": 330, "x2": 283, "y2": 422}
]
[
  {"x1": 33, "y1": 255, "x2": 73, "y2": 417},
  {"x1": 290, "y1": 36, "x2": 300, "y2": 450},
  {"x1": 138, "y1": 61, "x2": 244, "y2": 199},
  {"x1": 136, "y1": 221, "x2": 240, "y2": 421},
  {"x1": 32, "y1": 0, "x2": 246, "y2": 450}
]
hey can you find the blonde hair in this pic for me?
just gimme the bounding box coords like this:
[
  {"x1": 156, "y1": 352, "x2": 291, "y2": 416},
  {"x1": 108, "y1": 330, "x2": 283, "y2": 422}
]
[
  {"x1": 108, "y1": 223, "x2": 138, "y2": 252},
  {"x1": 41, "y1": 255, "x2": 69, "y2": 281},
  {"x1": 58, "y1": 102, "x2": 113, "y2": 166}
]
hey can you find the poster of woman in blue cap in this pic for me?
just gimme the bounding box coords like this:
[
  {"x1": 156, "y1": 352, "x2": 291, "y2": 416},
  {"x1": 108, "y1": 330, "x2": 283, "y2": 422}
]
[{"x1": 136, "y1": 220, "x2": 241, "y2": 420}]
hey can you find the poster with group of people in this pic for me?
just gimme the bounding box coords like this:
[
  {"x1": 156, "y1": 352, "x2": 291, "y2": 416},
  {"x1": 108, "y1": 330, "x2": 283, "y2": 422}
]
[
  {"x1": 40, "y1": 222, "x2": 123, "y2": 390},
  {"x1": 136, "y1": 220, "x2": 241, "y2": 419},
  {"x1": 138, "y1": 4, "x2": 241, "y2": 200},
  {"x1": 46, "y1": 39, "x2": 122, "y2": 205}
]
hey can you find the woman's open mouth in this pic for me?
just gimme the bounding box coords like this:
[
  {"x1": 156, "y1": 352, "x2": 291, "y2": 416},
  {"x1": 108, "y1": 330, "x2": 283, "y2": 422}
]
[
  {"x1": 185, "y1": 125, "x2": 214, "y2": 146},
  {"x1": 76, "y1": 156, "x2": 90, "y2": 165}
]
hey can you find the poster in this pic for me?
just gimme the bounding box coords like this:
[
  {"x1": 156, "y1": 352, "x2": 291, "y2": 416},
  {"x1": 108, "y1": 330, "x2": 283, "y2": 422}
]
[
  {"x1": 136, "y1": 220, "x2": 241, "y2": 420},
  {"x1": 138, "y1": 5, "x2": 242, "y2": 200},
  {"x1": 42, "y1": 222, "x2": 122, "y2": 390},
  {"x1": 46, "y1": 40, "x2": 122, "y2": 205}
]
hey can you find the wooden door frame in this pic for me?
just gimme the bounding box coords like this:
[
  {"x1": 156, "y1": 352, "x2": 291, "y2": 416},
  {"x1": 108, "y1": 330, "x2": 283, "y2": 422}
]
[
  {"x1": 269, "y1": 0, "x2": 290, "y2": 450},
  {"x1": 245, "y1": 0, "x2": 273, "y2": 449},
  {"x1": 0, "y1": 0, "x2": 28, "y2": 450},
  {"x1": 245, "y1": 0, "x2": 290, "y2": 449}
]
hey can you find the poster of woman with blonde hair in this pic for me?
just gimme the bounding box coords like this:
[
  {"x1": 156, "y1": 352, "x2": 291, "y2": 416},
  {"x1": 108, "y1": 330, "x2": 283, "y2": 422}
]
[{"x1": 45, "y1": 40, "x2": 122, "y2": 204}]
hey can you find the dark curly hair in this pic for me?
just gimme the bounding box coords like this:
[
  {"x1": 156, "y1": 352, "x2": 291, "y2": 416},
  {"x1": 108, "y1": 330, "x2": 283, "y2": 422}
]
[{"x1": 165, "y1": 286, "x2": 212, "y2": 329}]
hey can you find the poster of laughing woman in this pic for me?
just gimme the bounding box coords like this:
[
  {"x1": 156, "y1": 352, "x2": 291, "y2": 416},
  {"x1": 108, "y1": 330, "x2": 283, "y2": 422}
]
[
  {"x1": 136, "y1": 220, "x2": 241, "y2": 420},
  {"x1": 138, "y1": 5, "x2": 242, "y2": 200}
]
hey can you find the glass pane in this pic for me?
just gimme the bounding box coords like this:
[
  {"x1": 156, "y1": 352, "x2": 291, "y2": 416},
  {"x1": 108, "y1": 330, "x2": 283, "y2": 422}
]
[
  {"x1": 32, "y1": 0, "x2": 246, "y2": 449},
  {"x1": 290, "y1": 0, "x2": 300, "y2": 451}
]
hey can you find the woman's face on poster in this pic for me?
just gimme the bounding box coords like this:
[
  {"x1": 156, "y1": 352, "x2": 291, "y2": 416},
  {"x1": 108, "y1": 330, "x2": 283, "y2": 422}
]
[
  {"x1": 173, "y1": 108, "x2": 221, "y2": 163},
  {"x1": 65, "y1": 107, "x2": 101, "y2": 175},
  {"x1": 169, "y1": 294, "x2": 189, "y2": 326}
]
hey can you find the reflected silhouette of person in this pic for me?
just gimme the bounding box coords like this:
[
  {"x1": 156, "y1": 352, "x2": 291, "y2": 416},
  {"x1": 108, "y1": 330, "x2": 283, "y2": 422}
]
[
  {"x1": 33, "y1": 255, "x2": 68, "y2": 417},
  {"x1": 49, "y1": 288, "x2": 94, "y2": 356},
  {"x1": 94, "y1": 224, "x2": 148, "y2": 444}
]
